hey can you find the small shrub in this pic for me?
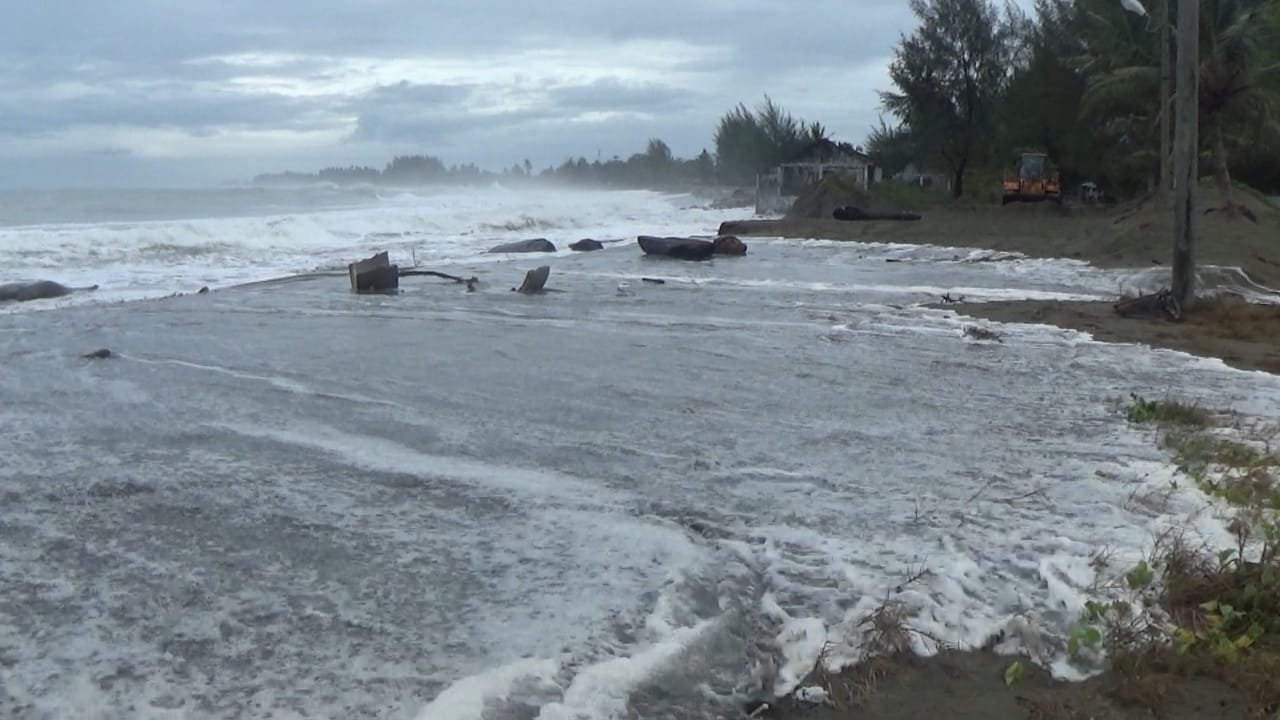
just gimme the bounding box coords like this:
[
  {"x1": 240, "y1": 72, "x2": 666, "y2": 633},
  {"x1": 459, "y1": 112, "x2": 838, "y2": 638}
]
[{"x1": 1124, "y1": 393, "x2": 1212, "y2": 427}]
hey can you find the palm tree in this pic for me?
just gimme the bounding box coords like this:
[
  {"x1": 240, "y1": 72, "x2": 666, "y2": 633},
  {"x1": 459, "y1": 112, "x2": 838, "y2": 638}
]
[
  {"x1": 1077, "y1": 0, "x2": 1280, "y2": 210},
  {"x1": 1196, "y1": 0, "x2": 1280, "y2": 210}
]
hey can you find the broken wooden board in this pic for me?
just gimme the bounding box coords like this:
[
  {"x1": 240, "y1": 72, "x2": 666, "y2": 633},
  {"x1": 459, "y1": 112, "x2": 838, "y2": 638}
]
[{"x1": 348, "y1": 251, "x2": 400, "y2": 293}]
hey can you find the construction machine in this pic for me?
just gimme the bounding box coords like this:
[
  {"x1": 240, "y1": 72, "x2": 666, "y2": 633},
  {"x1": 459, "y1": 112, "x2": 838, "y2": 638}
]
[{"x1": 1001, "y1": 152, "x2": 1063, "y2": 205}]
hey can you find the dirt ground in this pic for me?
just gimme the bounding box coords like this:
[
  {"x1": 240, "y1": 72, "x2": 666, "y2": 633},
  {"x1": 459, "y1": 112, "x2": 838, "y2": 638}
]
[
  {"x1": 948, "y1": 295, "x2": 1280, "y2": 375},
  {"x1": 759, "y1": 650, "x2": 1254, "y2": 720},
  {"x1": 720, "y1": 188, "x2": 1280, "y2": 289}
]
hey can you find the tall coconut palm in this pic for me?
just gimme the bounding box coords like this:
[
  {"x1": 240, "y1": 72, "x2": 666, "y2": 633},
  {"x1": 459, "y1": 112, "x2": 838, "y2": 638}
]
[
  {"x1": 1196, "y1": 0, "x2": 1280, "y2": 210},
  {"x1": 1077, "y1": 0, "x2": 1280, "y2": 211}
]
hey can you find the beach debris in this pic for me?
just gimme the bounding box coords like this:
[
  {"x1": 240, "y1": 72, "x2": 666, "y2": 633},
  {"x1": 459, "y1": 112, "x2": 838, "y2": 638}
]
[
  {"x1": 0, "y1": 280, "x2": 98, "y2": 303},
  {"x1": 514, "y1": 266, "x2": 551, "y2": 294},
  {"x1": 940, "y1": 292, "x2": 966, "y2": 304},
  {"x1": 1113, "y1": 288, "x2": 1182, "y2": 321},
  {"x1": 197, "y1": 286, "x2": 209, "y2": 294},
  {"x1": 400, "y1": 268, "x2": 480, "y2": 291},
  {"x1": 641, "y1": 277, "x2": 666, "y2": 285},
  {"x1": 964, "y1": 326, "x2": 1004, "y2": 342},
  {"x1": 82, "y1": 348, "x2": 113, "y2": 360},
  {"x1": 712, "y1": 235, "x2": 748, "y2": 256},
  {"x1": 569, "y1": 238, "x2": 604, "y2": 252},
  {"x1": 637, "y1": 235, "x2": 716, "y2": 261},
  {"x1": 616, "y1": 281, "x2": 633, "y2": 296},
  {"x1": 348, "y1": 251, "x2": 400, "y2": 294},
  {"x1": 488, "y1": 238, "x2": 556, "y2": 254},
  {"x1": 832, "y1": 205, "x2": 922, "y2": 222}
]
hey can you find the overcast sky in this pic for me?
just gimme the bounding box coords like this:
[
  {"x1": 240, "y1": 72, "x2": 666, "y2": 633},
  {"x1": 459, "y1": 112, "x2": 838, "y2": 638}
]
[{"x1": 0, "y1": 0, "x2": 1032, "y2": 189}]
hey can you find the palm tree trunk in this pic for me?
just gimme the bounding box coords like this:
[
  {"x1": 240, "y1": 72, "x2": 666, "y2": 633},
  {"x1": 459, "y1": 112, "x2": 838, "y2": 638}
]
[{"x1": 1213, "y1": 122, "x2": 1234, "y2": 213}]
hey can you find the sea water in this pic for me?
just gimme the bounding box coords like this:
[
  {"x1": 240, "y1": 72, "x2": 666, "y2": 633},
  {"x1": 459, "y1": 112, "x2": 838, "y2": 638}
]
[{"x1": 1, "y1": 184, "x2": 1277, "y2": 719}]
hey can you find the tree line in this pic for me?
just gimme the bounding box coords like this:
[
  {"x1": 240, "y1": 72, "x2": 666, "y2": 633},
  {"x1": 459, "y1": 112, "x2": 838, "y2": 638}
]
[
  {"x1": 252, "y1": 96, "x2": 833, "y2": 191},
  {"x1": 870, "y1": 0, "x2": 1280, "y2": 200},
  {"x1": 254, "y1": 0, "x2": 1279, "y2": 201}
]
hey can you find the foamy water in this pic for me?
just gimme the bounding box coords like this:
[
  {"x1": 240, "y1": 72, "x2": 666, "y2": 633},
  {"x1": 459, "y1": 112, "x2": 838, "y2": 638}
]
[
  {"x1": 0, "y1": 185, "x2": 736, "y2": 309},
  {"x1": 2, "y1": 185, "x2": 1278, "y2": 719}
]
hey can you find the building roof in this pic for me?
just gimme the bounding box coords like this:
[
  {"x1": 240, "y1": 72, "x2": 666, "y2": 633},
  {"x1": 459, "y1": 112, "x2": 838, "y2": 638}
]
[{"x1": 781, "y1": 138, "x2": 871, "y2": 166}]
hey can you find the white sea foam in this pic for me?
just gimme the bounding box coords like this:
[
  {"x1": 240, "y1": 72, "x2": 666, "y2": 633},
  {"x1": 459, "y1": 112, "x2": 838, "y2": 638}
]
[
  {"x1": 7, "y1": 185, "x2": 1280, "y2": 720},
  {"x1": 415, "y1": 658, "x2": 562, "y2": 720},
  {"x1": 0, "y1": 186, "x2": 728, "y2": 310}
]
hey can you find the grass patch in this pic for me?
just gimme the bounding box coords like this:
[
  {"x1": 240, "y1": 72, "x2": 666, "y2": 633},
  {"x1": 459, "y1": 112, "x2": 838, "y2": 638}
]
[
  {"x1": 1124, "y1": 393, "x2": 1212, "y2": 427},
  {"x1": 867, "y1": 181, "x2": 950, "y2": 211}
]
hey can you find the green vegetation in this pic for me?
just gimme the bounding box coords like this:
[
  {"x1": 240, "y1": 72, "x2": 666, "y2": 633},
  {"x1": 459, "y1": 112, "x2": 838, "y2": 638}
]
[
  {"x1": 877, "y1": 0, "x2": 1025, "y2": 198},
  {"x1": 1062, "y1": 394, "x2": 1280, "y2": 716},
  {"x1": 713, "y1": 95, "x2": 830, "y2": 185},
  {"x1": 874, "y1": 0, "x2": 1280, "y2": 200},
  {"x1": 1123, "y1": 392, "x2": 1212, "y2": 426}
]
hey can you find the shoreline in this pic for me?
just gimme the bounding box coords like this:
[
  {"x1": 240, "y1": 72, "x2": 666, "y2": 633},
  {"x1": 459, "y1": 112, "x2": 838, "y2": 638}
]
[
  {"x1": 719, "y1": 196, "x2": 1280, "y2": 717},
  {"x1": 940, "y1": 297, "x2": 1280, "y2": 376},
  {"x1": 719, "y1": 198, "x2": 1280, "y2": 377}
]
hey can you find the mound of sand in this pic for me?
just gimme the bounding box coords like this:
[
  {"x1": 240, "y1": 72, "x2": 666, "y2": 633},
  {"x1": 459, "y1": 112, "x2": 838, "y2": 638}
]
[
  {"x1": 729, "y1": 181, "x2": 1280, "y2": 289},
  {"x1": 785, "y1": 174, "x2": 876, "y2": 220}
]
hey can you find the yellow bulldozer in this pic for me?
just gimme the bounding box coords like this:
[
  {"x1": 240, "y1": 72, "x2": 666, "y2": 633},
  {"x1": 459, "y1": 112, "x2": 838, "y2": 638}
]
[{"x1": 1001, "y1": 151, "x2": 1063, "y2": 205}]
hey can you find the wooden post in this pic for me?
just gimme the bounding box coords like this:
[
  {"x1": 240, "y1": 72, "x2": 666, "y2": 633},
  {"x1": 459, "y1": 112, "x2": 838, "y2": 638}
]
[
  {"x1": 1171, "y1": 0, "x2": 1198, "y2": 306},
  {"x1": 1158, "y1": 0, "x2": 1172, "y2": 201}
]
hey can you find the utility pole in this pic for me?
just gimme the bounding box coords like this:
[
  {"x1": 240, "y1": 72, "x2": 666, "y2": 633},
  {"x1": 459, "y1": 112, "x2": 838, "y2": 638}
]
[
  {"x1": 1171, "y1": 0, "x2": 1198, "y2": 306},
  {"x1": 1158, "y1": 0, "x2": 1172, "y2": 201}
]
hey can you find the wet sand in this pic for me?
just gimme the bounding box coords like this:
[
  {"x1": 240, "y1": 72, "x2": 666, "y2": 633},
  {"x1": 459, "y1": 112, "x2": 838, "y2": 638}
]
[
  {"x1": 948, "y1": 296, "x2": 1280, "y2": 376},
  {"x1": 721, "y1": 191, "x2": 1280, "y2": 377},
  {"x1": 759, "y1": 650, "x2": 1251, "y2": 720}
]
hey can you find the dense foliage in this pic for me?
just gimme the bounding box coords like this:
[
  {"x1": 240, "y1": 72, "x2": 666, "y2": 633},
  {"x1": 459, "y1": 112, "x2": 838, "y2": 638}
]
[{"x1": 875, "y1": 0, "x2": 1280, "y2": 197}]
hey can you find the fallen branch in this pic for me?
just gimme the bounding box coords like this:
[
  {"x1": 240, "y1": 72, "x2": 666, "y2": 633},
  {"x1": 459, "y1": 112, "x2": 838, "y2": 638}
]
[
  {"x1": 400, "y1": 269, "x2": 471, "y2": 282},
  {"x1": 1114, "y1": 288, "x2": 1182, "y2": 321}
]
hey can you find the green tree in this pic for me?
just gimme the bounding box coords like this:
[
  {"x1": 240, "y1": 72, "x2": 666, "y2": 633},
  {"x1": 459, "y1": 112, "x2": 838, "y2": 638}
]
[
  {"x1": 713, "y1": 95, "x2": 829, "y2": 184},
  {"x1": 995, "y1": 0, "x2": 1109, "y2": 188},
  {"x1": 880, "y1": 0, "x2": 1026, "y2": 197},
  {"x1": 1078, "y1": 0, "x2": 1280, "y2": 206},
  {"x1": 865, "y1": 116, "x2": 921, "y2": 177}
]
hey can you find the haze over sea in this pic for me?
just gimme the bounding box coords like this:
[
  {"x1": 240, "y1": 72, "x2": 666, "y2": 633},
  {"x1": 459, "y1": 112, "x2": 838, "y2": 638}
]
[{"x1": 2, "y1": 184, "x2": 1277, "y2": 718}]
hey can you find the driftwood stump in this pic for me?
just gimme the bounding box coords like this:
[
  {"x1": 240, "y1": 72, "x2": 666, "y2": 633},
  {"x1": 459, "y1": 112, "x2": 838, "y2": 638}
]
[
  {"x1": 1114, "y1": 289, "x2": 1183, "y2": 321},
  {"x1": 349, "y1": 251, "x2": 400, "y2": 293}
]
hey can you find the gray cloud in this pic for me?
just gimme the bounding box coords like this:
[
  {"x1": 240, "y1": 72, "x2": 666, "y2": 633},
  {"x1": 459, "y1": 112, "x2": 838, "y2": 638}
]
[{"x1": 0, "y1": 0, "x2": 1040, "y2": 187}]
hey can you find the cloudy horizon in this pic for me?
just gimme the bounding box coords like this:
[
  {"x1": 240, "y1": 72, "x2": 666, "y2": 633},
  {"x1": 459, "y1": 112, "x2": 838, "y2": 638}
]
[{"x1": 1, "y1": 1, "x2": 1031, "y2": 189}]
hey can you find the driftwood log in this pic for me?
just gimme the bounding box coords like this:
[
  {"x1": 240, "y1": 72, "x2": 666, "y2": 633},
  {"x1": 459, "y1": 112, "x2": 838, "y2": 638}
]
[
  {"x1": 1114, "y1": 289, "x2": 1183, "y2": 321},
  {"x1": 637, "y1": 236, "x2": 716, "y2": 261},
  {"x1": 489, "y1": 239, "x2": 556, "y2": 253},
  {"x1": 348, "y1": 251, "x2": 399, "y2": 293},
  {"x1": 832, "y1": 205, "x2": 923, "y2": 222}
]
